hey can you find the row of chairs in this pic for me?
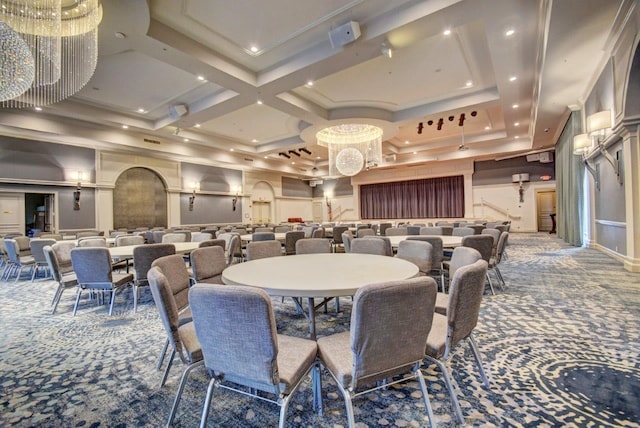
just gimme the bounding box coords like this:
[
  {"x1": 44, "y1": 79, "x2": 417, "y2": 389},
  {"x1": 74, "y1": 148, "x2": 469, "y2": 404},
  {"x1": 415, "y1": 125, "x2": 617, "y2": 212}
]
[{"x1": 147, "y1": 246, "x2": 491, "y2": 427}]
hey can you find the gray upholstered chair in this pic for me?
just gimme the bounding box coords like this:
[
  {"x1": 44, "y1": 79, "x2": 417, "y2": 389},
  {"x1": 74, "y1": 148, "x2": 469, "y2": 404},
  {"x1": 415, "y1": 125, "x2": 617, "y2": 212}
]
[
  {"x1": 342, "y1": 231, "x2": 353, "y2": 253},
  {"x1": 110, "y1": 231, "x2": 128, "y2": 238},
  {"x1": 227, "y1": 233, "x2": 243, "y2": 264},
  {"x1": 301, "y1": 225, "x2": 317, "y2": 238},
  {"x1": 147, "y1": 267, "x2": 203, "y2": 426},
  {"x1": 13, "y1": 235, "x2": 31, "y2": 257},
  {"x1": 253, "y1": 227, "x2": 272, "y2": 233},
  {"x1": 425, "y1": 259, "x2": 490, "y2": 425},
  {"x1": 190, "y1": 246, "x2": 227, "y2": 284},
  {"x1": 132, "y1": 243, "x2": 176, "y2": 312},
  {"x1": 488, "y1": 232, "x2": 509, "y2": 290},
  {"x1": 408, "y1": 236, "x2": 445, "y2": 289},
  {"x1": 468, "y1": 224, "x2": 486, "y2": 235},
  {"x1": 377, "y1": 222, "x2": 392, "y2": 236},
  {"x1": 189, "y1": 284, "x2": 318, "y2": 428},
  {"x1": 198, "y1": 238, "x2": 225, "y2": 249},
  {"x1": 385, "y1": 227, "x2": 408, "y2": 236},
  {"x1": 173, "y1": 230, "x2": 192, "y2": 242},
  {"x1": 317, "y1": 277, "x2": 438, "y2": 428},
  {"x1": 190, "y1": 232, "x2": 212, "y2": 242},
  {"x1": 251, "y1": 231, "x2": 275, "y2": 242},
  {"x1": 44, "y1": 244, "x2": 78, "y2": 314},
  {"x1": 295, "y1": 238, "x2": 331, "y2": 254},
  {"x1": 162, "y1": 233, "x2": 187, "y2": 243},
  {"x1": 437, "y1": 246, "x2": 482, "y2": 314},
  {"x1": 396, "y1": 240, "x2": 433, "y2": 275},
  {"x1": 76, "y1": 231, "x2": 101, "y2": 239},
  {"x1": 440, "y1": 225, "x2": 454, "y2": 236},
  {"x1": 151, "y1": 254, "x2": 193, "y2": 376},
  {"x1": 274, "y1": 225, "x2": 290, "y2": 233},
  {"x1": 406, "y1": 225, "x2": 421, "y2": 235},
  {"x1": 420, "y1": 226, "x2": 443, "y2": 235},
  {"x1": 356, "y1": 228, "x2": 374, "y2": 238},
  {"x1": 350, "y1": 237, "x2": 387, "y2": 256},
  {"x1": 77, "y1": 237, "x2": 107, "y2": 247},
  {"x1": 312, "y1": 227, "x2": 325, "y2": 238},
  {"x1": 452, "y1": 227, "x2": 475, "y2": 237},
  {"x1": 2, "y1": 238, "x2": 35, "y2": 281},
  {"x1": 70, "y1": 247, "x2": 134, "y2": 316},
  {"x1": 283, "y1": 231, "x2": 304, "y2": 255},
  {"x1": 331, "y1": 226, "x2": 349, "y2": 252},
  {"x1": 461, "y1": 234, "x2": 495, "y2": 294},
  {"x1": 362, "y1": 235, "x2": 393, "y2": 256},
  {"x1": 481, "y1": 228, "x2": 501, "y2": 256},
  {"x1": 40, "y1": 233, "x2": 63, "y2": 241},
  {"x1": 29, "y1": 238, "x2": 56, "y2": 282},
  {"x1": 245, "y1": 240, "x2": 282, "y2": 261}
]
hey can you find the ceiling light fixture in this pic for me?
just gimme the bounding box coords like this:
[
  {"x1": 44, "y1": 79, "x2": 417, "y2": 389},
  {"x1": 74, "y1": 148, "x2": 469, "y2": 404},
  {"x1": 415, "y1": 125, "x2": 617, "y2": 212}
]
[
  {"x1": 122, "y1": 125, "x2": 128, "y2": 129},
  {"x1": 509, "y1": 76, "x2": 517, "y2": 82},
  {"x1": 256, "y1": 99, "x2": 263, "y2": 105},
  {"x1": 183, "y1": 138, "x2": 189, "y2": 142},
  {"x1": 465, "y1": 81, "x2": 473, "y2": 87},
  {"x1": 505, "y1": 29, "x2": 515, "y2": 36},
  {"x1": 288, "y1": 150, "x2": 300, "y2": 157},
  {"x1": 34, "y1": 106, "x2": 42, "y2": 111},
  {"x1": 512, "y1": 104, "x2": 519, "y2": 109},
  {"x1": 137, "y1": 108, "x2": 146, "y2": 113},
  {"x1": 230, "y1": 148, "x2": 234, "y2": 152},
  {"x1": 443, "y1": 29, "x2": 451, "y2": 36},
  {"x1": 1, "y1": 0, "x2": 103, "y2": 108},
  {"x1": 278, "y1": 152, "x2": 291, "y2": 159},
  {"x1": 299, "y1": 148, "x2": 312, "y2": 155},
  {"x1": 0, "y1": 22, "x2": 34, "y2": 102},
  {"x1": 316, "y1": 124, "x2": 382, "y2": 176},
  {"x1": 197, "y1": 75, "x2": 205, "y2": 81},
  {"x1": 381, "y1": 42, "x2": 392, "y2": 59},
  {"x1": 514, "y1": 122, "x2": 520, "y2": 126},
  {"x1": 194, "y1": 123, "x2": 201, "y2": 128},
  {"x1": 306, "y1": 80, "x2": 314, "y2": 86},
  {"x1": 250, "y1": 46, "x2": 258, "y2": 53}
]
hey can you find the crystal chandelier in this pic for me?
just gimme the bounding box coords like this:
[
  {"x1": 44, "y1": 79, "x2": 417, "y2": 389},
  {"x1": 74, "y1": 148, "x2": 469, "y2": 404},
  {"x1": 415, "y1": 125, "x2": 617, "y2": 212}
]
[
  {"x1": 316, "y1": 124, "x2": 383, "y2": 176},
  {"x1": 0, "y1": 0, "x2": 102, "y2": 108},
  {"x1": 0, "y1": 22, "x2": 35, "y2": 101}
]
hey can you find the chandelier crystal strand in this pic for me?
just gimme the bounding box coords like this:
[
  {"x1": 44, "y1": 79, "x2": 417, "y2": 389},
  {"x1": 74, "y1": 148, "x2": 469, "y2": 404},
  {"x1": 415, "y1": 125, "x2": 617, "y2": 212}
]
[
  {"x1": 0, "y1": 0, "x2": 101, "y2": 108},
  {"x1": 0, "y1": 22, "x2": 35, "y2": 101},
  {"x1": 317, "y1": 124, "x2": 383, "y2": 176}
]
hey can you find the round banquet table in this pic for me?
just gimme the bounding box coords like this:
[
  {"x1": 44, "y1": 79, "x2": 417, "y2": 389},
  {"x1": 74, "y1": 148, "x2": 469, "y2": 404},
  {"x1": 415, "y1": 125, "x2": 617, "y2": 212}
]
[
  {"x1": 222, "y1": 253, "x2": 419, "y2": 339},
  {"x1": 108, "y1": 241, "x2": 200, "y2": 259},
  {"x1": 239, "y1": 232, "x2": 287, "y2": 242},
  {"x1": 386, "y1": 234, "x2": 463, "y2": 248}
]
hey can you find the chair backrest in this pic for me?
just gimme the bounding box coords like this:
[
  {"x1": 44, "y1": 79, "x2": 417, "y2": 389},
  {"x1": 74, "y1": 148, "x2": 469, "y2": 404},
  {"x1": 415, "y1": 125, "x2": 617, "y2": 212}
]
[
  {"x1": 76, "y1": 231, "x2": 100, "y2": 238},
  {"x1": 77, "y1": 237, "x2": 107, "y2": 248},
  {"x1": 71, "y1": 247, "x2": 113, "y2": 285},
  {"x1": 198, "y1": 238, "x2": 226, "y2": 249},
  {"x1": 147, "y1": 266, "x2": 186, "y2": 355},
  {"x1": 252, "y1": 232, "x2": 275, "y2": 242},
  {"x1": 173, "y1": 230, "x2": 192, "y2": 242},
  {"x1": 283, "y1": 231, "x2": 305, "y2": 255},
  {"x1": 356, "y1": 228, "x2": 375, "y2": 238},
  {"x1": 440, "y1": 225, "x2": 454, "y2": 236},
  {"x1": 448, "y1": 246, "x2": 482, "y2": 279},
  {"x1": 362, "y1": 236, "x2": 393, "y2": 256},
  {"x1": 295, "y1": 238, "x2": 331, "y2": 254},
  {"x1": 133, "y1": 243, "x2": 176, "y2": 285},
  {"x1": 43, "y1": 245, "x2": 62, "y2": 282},
  {"x1": 452, "y1": 227, "x2": 475, "y2": 237},
  {"x1": 162, "y1": 233, "x2": 186, "y2": 243},
  {"x1": 376, "y1": 223, "x2": 391, "y2": 236},
  {"x1": 230, "y1": 227, "x2": 247, "y2": 235},
  {"x1": 40, "y1": 234, "x2": 63, "y2": 241},
  {"x1": 495, "y1": 225, "x2": 507, "y2": 233},
  {"x1": 350, "y1": 277, "x2": 437, "y2": 388},
  {"x1": 461, "y1": 235, "x2": 493, "y2": 263},
  {"x1": 446, "y1": 260, "x2": 489, "y2": 351},
  {"x1": 116, "y1": 235, "x2": 144, "y2": 247},
  {"x1": 332, "y1": 226, "x2": 349, "y2": 244},
  {"x1": 274, "y1": 226, "x2": 290, "y2": 233},
  {"x1": 312, "y1": 227, "x2": 325, "y2": 238},
  {"x1": 190, "y1": 246, "x2": 227, "y2": 282},
  {"x1": 350, "y1": 238, "x2": 387, "y2": 256},
  {"x1": 301, "y1": 225, "x2": 317, "y2": 238},
  {"x1": 3, "y1": 239, "x2": 20, "y2": 263},
  {"x1": 14, "y1": 236, "x2": 31, "y2": 254},
  {"x1": 406, "y1": 226, "x2": 421, "y2": 235},
  {"x1": 385, "y1": 227, "x2": 407, "y2": 236},
  {"x1": 152, "y1": 230, "x2": 166, "y2": 243},
  {"x1": 110, "y1": 231, "x2": 128, "y2": 238},
  {"x1": 29, "y1": 239, "x2": 56, "y2": 263},
  {"x1": 468, "y1": 224, "x2": 486, "y2": 235},
  {"x1": 407, "y1": 236, "x2": 443, "y2": 268},
  {"x1": 342, "y1": 232, "x2": 353, "y2": 253},
  {"x1": 481, "y1": 228, "x2": 501, "y2": 253},
  {"x1": 436, "y1": 221, "x2": 453, "y2": 226},
  {"x1": 494, "y1": 232, "x2": 509, "y2": 264},
  {"x1": 420, "y1": 226, "x2": 443, "y2": 235},
  {"x1": 189, "y1": 284, "x2": 280, "y2": 391},
  {"x1": 191, "y1": 232, "x2": 212, "y2": 242},
  {"x1": 227, "y1": 234, "x2": 243, "y2": 264},
  {"x1": 254, "y1": 227, "x2": 272, "y2": 233},
  {"x1": 151, "y1": 254, "x2": 191, "y2": 311},
  {"x1": 246, "y1": 240, "x2": 282, "y2": 261},
  {"x1": 396, "y1": 240, "x2": 433, "y2": 274},
  {"x1": 51, "y1": 241, "x2": 76, "y2": 275}
]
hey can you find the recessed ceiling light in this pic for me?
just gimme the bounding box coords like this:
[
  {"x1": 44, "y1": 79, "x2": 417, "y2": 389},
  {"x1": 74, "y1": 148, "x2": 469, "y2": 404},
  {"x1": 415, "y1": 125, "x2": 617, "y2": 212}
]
[
  {"x1": 306, "y1": 80, "x2": 314, "y2": 86},
  {"x1": 514, "y1": 122, "x2": 520, "y2": 126},
  {"x1": 505, "y1": 29, "x2": 515, "y2": 37},
  {"x1": 264, "y1": 156, "x2": 268, "y2": 159},
  {"x1": 484, "y1": 126, "x2": 491, "y2": 130},
  {"x1": 512, "y1": 104, "x2": 519, "y2": 109},
  {"x1": 405, "y1": 141, "x2": 410, "y2": 145},
  {"x1": 465, "y1": 81, "x2": 473, "y2": 87},
  {"x1": 197, "y1": 75, "x2": 205, "y2": 81},
  {"x1": 509, "y1": 76, "x2": 517, "y2": 82},
  {"x1": 291, "y1": 161, "x2": 295, "y2": 165},
  {"x1": 443, "y1": 29, "x2": 451, "y2": 36},
  {"x1": 413, "y1": 151, "x2": 417, "y2": 155},
  {"x1": 34, "y1": 106, "x2": 42, "y2": 111},
  {"x1": 194, "y1": 123, "x2": 201, "y2": 128},
  {"x1": 122, "y1": 125, "x2": 128, "y2": 129},
  {"x1": 251, "y1": 139, "x2": 258, "y2": 143},
  {"x1": 515, "y1": 136, "x2": 520, "y2": 139},
  {"x1": 230, "y1": 148, "x2": 234, "y2": 152},
  {"x1": 316, "y1": 156, "x2": 321, "y2": 159},
  {"x1": 256, "y1": 100, "x2": 263, "y2": 105},
  {"x1": 183, "y1": 138, "x2": 189, "y2": 142},
  {"x1": 137, "y1": 108, "x2": 146, "y2": 113},
  {"x1": 250, "y1": 46, "x2": 258, "y2": 53}
]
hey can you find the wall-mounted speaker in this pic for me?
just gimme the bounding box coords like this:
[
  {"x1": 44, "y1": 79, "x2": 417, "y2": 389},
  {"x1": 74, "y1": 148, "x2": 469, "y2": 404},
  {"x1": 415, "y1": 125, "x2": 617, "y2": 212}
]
[
  {"x1": 169, "y1": 104, "x2": 188, "y2": 119},
  {"x1": 329, "y1": 21, "x2": 361, "y2": 48}
]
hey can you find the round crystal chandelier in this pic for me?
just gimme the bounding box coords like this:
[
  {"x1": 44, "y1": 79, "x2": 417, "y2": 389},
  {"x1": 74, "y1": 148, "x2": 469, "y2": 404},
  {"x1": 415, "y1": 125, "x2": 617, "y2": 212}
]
[
  {"x1": 0, "y1": 22, "x2": 35, "y2": 101},
  {"x1": 316, "y1": 124, "x2": 383, "y2": 177},
  {"x1": 0, "y1": 0, "x2": 102, "y2": 108}
]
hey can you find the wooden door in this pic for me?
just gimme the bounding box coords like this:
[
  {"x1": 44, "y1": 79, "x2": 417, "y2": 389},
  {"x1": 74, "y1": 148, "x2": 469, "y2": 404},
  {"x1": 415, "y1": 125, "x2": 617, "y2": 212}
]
[
  {"x1": 252, "y1": 201, "x2": 270, "y2": 224},
  {"x1": 312, "y1": 202, "x2": 323, "y2": 223},
  {"x1": 0, "y1": 193, "x2": 25, "y2": 235},
  {"x1": 537, "y1": 190, "x2": 556, "y2": 232}
]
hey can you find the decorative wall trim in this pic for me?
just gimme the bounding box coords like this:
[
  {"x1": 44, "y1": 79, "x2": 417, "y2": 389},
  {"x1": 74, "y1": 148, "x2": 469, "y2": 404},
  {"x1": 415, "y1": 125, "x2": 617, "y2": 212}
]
[
  {"x1": 0, "y1": 178, "x2": 96, "y2": 188},
  {"x1": 595, "y1": 219, "x2": 627, "y2": 228}
]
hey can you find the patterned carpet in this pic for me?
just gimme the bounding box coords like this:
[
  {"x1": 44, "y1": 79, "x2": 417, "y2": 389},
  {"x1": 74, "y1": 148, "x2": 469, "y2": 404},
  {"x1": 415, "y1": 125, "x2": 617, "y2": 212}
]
[{"x1": 1, "y1": 233, "x2": 639, "y2": 427}]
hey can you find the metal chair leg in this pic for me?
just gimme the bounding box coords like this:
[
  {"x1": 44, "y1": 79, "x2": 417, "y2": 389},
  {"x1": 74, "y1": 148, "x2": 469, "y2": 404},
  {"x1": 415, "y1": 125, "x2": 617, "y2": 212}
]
[
  {"x1": 160, "y1": 349, "x2": 176, "y2": 387},
  {"x1": 157, "y1": 338, "x2": 169, "y2": 370},
  {"x1": 425, "y1": 356, "x2": 464, "y2": 424},
  {"x1": 199, "y1": 378, "x2": 217, "y2": 428},
  {"x1": 486, "y1": 273, "x2": 495, "y2": 295},
  {"x1": 72, "y1": 287, "x2": 83, "y2": 316},
  {"x1": 167, "y1": 360, "x2": 204, "y2": 426},
  {"x1": 468, "y1": 334, "x2": 490, "y2": 388}
]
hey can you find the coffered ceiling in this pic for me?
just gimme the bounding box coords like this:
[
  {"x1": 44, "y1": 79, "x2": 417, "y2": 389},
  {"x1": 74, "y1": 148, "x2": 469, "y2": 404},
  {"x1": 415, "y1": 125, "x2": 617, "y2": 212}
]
[{"x1": 0, "y1": 0, "x2": 624, "y2": 179}]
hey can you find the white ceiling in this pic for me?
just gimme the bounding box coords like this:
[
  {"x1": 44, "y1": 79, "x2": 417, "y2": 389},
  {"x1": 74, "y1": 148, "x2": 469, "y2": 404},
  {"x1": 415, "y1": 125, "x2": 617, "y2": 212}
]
[{"x1": 0, "y1": 0, "x2": 624, "y2": 178}]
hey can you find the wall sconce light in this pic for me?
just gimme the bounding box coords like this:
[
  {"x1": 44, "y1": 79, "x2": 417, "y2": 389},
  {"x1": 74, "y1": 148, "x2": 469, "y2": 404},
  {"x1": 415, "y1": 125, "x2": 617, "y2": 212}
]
[
  {"x1": 71, "y1": 170, "x2": 86, "y2": 210},
  {"x1": 232, "y1": 185, "x2": 241, "y2": 211},
  {"x1": 512, "y1": 173, "x2": 529, "y2": 203},
  {"x1": 188, "y1": 181, "x2": 200, "y2": 211},
  {"x1": 324, "y1": 191, "x2": 333, "y2": 222},
  {"x1": 573, "y1": 133, "x2": 600, "y2": 190},
  {"x1": 587, "y1": 110, "x2": 622, "y2": 185}
]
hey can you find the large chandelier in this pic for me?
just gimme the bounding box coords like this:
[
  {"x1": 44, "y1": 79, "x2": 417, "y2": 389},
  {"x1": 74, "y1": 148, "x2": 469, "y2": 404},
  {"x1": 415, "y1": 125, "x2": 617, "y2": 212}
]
[
  {"x1": 0, "y1": 22, "x2": 35, "y2": 101},
  {"x1": 316, "y1": 124, "x2": 383, "y2": 176},
  {"x1": 0, "y1": 0, "x2": 102, "y2": 108}
]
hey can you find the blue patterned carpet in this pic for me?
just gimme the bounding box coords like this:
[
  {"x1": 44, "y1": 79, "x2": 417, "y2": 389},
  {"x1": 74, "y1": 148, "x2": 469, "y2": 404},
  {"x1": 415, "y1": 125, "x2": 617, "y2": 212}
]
[{"x1": 1, "y1": 233, "x2": 639, "y2": 427}]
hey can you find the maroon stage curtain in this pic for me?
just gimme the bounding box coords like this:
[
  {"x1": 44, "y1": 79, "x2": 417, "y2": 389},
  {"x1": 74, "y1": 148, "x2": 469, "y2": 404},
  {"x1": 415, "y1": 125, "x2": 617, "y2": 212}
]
[{"x1": 360, "y1": 175, "x2": 464, "y2": 219}]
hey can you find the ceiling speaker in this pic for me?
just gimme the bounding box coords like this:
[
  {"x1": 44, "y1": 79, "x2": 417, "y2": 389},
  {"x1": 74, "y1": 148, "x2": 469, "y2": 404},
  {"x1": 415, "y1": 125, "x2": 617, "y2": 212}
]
[
  {"x1": 539, "y1": 152, "x2": 553, "y2": 163},
  {"x1": 329, "y1": 21, "x2": 361, "y2": 48},
  {"x1": 169, "y1": 104, "x2": 188, "y2": 119}
]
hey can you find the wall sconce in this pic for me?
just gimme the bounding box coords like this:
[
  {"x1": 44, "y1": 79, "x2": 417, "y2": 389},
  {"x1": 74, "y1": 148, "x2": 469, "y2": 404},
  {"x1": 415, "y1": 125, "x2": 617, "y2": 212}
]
[
  {"x1": 188, "y1": 181, "x2": 200, "y2": 211},
  {"x1": 587, "y1": 110, "x2": 622, "y2": 185},
  {"x1": 573, "y1": 133, "x2": 600, "y2": 191},
  {"x1": 232, "y1": 185, "x2": 241, "y2": 211},
  {"x1": 511, "y1": 173, "x2": 529, "y2": 203},
  {"x1": 71, "y1": 170, "x2": 86, "y2": 210},
  {"x1": 324, "y1": 191, "x2": 333, "y2": 222}
]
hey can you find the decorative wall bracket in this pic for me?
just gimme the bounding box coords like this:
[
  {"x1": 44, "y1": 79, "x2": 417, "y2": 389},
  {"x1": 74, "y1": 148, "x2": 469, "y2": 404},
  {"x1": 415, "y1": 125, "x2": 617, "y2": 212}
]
[
  {"x1": 598, "y1": 143, "x2": 623, "y2": 185},
  {"x1": 582, "y1": 158, "x2": 600, "y2": 191}
]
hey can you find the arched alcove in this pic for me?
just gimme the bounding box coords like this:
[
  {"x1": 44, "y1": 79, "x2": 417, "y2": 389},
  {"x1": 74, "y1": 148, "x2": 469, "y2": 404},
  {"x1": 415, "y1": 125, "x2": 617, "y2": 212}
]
[
  {"x1": 624, "y1": 41, "x2": 640, "y2": 118},
  {"x1": 250, "y1": 181, "x2": 275, "y2": 224},
  {"x1": 113, "y1": 167, "x2": 167, "y2": 229}
]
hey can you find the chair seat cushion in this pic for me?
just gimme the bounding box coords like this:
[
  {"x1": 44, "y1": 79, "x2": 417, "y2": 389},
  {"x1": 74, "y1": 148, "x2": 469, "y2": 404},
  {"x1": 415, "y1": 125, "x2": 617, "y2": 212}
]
[
  {"x1": 425, "y1": 313, "x2": 447, "y2": 359},
  {"x1": 276, "y1": 334, "x2": 318, "y2": 394},
  {"x1": 19, "y1": 256, "x2": 35, "y2": 264},
  {"x1": 197, "y1": 274, "x2": 224, "y2": 285},
  {"x1": 61, "y1": 272, "x2": 78, "y2": 287},
  {"x1": 317, "y1": 331, "x2": 352, "y2": 387},
  {"x1": 113, "y1": 273, "x2": 134, "y2": 287},
  {"x1": 178, "y1": 321, "x2": 203, "y2": 363},
  {"x1": 435, "y1": 292, "x2": 448, "y2": 316}
]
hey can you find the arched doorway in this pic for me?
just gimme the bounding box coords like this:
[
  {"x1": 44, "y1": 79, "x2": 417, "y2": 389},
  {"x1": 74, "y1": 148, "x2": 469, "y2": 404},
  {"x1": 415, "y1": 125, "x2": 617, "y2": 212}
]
[
  {"x1": 250, "y1": 181, "x2": 275, "y2": 224},
  {"x1": 113, "y1": 167, "x2": 167, "y2": 229}
]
